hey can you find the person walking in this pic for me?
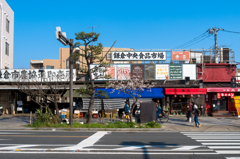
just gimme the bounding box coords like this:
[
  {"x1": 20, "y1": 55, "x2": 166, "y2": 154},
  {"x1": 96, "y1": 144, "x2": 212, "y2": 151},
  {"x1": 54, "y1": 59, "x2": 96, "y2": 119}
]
[
  {"x1": 156, "y1": 100, "x2": 162, "y2": 121},
  {"x1": 193, "y1": 105, "x2": 201, "y2": 127},
  {"x1": 123, "y1": 101, "x2": 130, "y2": 122}
]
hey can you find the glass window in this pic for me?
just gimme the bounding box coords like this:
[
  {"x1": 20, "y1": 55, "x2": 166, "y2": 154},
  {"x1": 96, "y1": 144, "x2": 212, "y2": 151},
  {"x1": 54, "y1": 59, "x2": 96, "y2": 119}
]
[
  {"x1": 6, "y1": 19, "x2": 9, "y2": 33},
  {"x1": 108, "y1": 53, "x2": 112, "y2": 59},
  {"x1": 46, "y1": 65, "x2": 54, "y2": 69},
  {"x1": 5, "y1": 42, "x2": 9, "y2": 56}
]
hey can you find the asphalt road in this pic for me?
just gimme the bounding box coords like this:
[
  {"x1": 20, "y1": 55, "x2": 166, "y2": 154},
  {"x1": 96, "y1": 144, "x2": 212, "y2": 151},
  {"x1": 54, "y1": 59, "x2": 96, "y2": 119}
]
[{"x1": 0, "y1": 130, "x2": 239, "y2": 159}]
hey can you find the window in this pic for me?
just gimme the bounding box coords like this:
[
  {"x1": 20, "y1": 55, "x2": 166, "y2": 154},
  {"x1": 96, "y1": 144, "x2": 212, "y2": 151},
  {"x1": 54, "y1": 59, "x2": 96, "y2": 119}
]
[
  {"x1": 5, "y1": 66, "x2": 9, "y2": 69},
  {"x1": 5, "y1": 42, "x2": 9, "y2": 56},
  {"x1": 108, "y1": 53, "x2": 112, "y2": 59},
  {"x1": 6, "y1": 19, "x2": 9, "y2": 33},
  {"x1": 66, "y1": 60, "x2": 69, "y2": 69},
  {"x1": 46, "y1": 65, "x2": 54, "y2": 69}
]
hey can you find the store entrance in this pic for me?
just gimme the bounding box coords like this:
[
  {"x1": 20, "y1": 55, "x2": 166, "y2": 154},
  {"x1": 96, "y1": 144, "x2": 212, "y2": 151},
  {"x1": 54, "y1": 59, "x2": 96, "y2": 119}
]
[
  {"x1": 212, "y1": 97, "x2": 228, "y2": 111},
  {"x1": 170, "y1": 96, "x2": 189, "y2": 115}
]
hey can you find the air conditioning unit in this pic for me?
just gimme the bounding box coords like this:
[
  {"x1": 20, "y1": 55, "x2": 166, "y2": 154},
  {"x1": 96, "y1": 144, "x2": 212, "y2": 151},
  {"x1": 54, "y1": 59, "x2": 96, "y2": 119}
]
[
  {"x1": 47, "y1": 94, "x2": 61, "y2": 103},
  {"x1": 203, "y1": 55, "x2": 211, "y2": 63}
]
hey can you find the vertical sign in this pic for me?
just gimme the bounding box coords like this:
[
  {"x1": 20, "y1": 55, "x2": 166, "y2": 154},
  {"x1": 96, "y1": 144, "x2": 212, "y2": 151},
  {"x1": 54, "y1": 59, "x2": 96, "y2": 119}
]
[
  {"x1": 144, "y1": 64, "x2": 155, "y2": 80},
  {"x1": 131, "y1": 64, "x2": 144, "y2": 80},
  {"x1": 182, "y1": 64, "x2": 196, "y2": 80},
  {"x1": 169, "y1": 64, "x2": 182, "y2": 80},
  {"x1": 117, "y1": 65, "x2": 130, "y2": 80},
  {"x1": 155, "y1": 64, "x2": 169, "y2": 80},
  {"x1": 234, "y1": 96, "x2": 240, "y2": 117}
]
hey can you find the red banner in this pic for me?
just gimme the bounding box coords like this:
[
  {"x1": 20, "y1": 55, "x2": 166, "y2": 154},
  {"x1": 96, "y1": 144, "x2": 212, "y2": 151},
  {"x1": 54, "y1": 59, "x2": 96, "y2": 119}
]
[
  {"x1": 165, "y1": 88, "x2": 207, "y2": 95},
  {"x1": 217, "y1": 93, "x2": 221, "y2": 99},
  {"x1": 207, "y1": 88, "x2": 240, "y2": 92}
]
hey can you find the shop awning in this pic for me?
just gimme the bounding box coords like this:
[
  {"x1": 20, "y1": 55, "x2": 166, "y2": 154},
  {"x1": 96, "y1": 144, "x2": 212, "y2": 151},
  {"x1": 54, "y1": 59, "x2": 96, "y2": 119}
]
[
  {"x1": 165, "y1": 88, "x2": 207, "y2": 95},
  {"x1": 207, "y1": 87, "x2": 240, "y2": 92},
  {"x1": 95, "y1": 88, "x2": 164, "y2": 99}
]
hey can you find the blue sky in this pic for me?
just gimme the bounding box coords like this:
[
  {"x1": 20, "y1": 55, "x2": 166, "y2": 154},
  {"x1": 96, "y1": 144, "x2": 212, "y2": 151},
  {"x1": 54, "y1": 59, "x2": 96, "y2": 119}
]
[{"x1": 6, "y1": 0, "x2": 240, "y2": 69}]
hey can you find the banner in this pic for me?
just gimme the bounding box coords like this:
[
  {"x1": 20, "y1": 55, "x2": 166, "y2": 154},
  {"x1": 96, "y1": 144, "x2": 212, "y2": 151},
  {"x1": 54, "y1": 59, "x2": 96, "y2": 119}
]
[
  {"x1": 155, "y1": 64, "x2": 169, "y2": 80},
  {"x1": 117, "y1": 65, "x2": 130, "y2": 80},
  {"x1": 182, "y1": 64, "x2": 196, "y2": 80},
  {"x1": 105, "y1": 66, "x2": 116, "y2": 80},
  {"x1": 112, "y1": 52, "x2": 166, "y2": 61},
  {"x1": 234, "y1": 96, "x2": 240, "y2": 117},
  {"x1": 172, "y1": 51, "x2": 190, "y2": 61},
  {"x1": 169, "y1": 64, "x2": 182, "y2": 80},
  {"x1": 0, "y1": 69, "x2": 76, "y2": 82},
  {"x1": 131, "y1": 64, "x2": 144, "y2": 80}
]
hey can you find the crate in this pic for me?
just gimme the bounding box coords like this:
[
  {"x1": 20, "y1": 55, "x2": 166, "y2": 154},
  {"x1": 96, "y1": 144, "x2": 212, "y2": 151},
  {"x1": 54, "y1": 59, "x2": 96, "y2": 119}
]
[
  {"x1": 79, "y1": 112, "x2": 84, "y2": 118},
  {"x1": 66, "y1": 112, "x2": 69, "y2": 118},
  {"x1": 74, "y1": 113, "x2": 79, "y2": 118},
  {"x1": 112, "y1": 114, "x2": 116, "y2": 118}
]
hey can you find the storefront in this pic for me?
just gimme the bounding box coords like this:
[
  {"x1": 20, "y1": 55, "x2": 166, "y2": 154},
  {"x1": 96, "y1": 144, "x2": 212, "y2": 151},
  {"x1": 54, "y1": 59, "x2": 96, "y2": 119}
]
[
  {"x1": 165, "y1": 88, "x2": 207, "y2": 115},
  {"x1": 206, "y1": 87, "x2": 238, "y2": 116}
]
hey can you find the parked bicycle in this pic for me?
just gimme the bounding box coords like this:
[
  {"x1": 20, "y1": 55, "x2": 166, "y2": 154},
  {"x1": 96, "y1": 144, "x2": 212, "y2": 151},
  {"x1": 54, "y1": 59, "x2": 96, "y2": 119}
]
[
  {"x1": 158, "y1": 111, "x2": 169, "y2": 122},
  {"x1": 0, "y1": 106, "x2": 3, "y2": 116}
]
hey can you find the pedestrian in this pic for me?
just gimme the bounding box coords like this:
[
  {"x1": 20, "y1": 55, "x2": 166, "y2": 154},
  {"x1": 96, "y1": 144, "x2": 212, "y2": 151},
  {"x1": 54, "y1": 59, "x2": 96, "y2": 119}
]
[
  {"x1": 193, "y1": 105, "x2": 201, "y2": 127},
  {"x1": 186, "y1": 102, "x2": 192, "y2": 121},
  {"x1": 156, "y1": 99, "x2": 162, "y2": 121},
  {"x1": 123, "y1": 101, "x2": 130, "y2": 122}
]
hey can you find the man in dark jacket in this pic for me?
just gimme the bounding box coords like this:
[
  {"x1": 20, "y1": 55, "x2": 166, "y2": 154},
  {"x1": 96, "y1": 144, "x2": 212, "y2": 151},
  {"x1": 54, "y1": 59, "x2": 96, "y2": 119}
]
[{"x1": 193, "y1": 105, "x2": 201, "y2": 127}]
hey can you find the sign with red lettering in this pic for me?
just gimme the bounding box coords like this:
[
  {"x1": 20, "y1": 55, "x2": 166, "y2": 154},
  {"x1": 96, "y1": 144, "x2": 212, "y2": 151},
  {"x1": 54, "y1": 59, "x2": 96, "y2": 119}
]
[{"x1": 217, "y1": 93, "x2": 221, "y2": 99}]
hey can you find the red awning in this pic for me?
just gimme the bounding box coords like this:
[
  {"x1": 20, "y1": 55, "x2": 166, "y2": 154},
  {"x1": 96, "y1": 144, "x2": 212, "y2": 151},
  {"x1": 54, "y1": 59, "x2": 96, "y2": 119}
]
[
  {"x1": 207, "y1": 87, "x2": 240, "y2": 92},
  {"x1": 165, "y1": 88, "x2": 207, "y2": 95}
]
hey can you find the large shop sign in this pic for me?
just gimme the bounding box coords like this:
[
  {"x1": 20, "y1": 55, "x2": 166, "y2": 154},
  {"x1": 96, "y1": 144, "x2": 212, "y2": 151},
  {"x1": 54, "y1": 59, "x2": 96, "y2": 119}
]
[
  {"x1": 165, "y1": 88, "x2": 207, "y2": 95},
  {"x1": 207, "y1": 88, "x2": 240, "y2": 92},
  {"x1": 172, "y1": 51, "x2": 190, "y2": 61},
  {"x1": 0, "y1": 69, "x2": 76, "y2": 82},
  {"x1": 112, "y1": 52, "x2": 166, "y2": 61},
  {"x1": 217, "y1": 93, "x2": 234, "y2": 99}
]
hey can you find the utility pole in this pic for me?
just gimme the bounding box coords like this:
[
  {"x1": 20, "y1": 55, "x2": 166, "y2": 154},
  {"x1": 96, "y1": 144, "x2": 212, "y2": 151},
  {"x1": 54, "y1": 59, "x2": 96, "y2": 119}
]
[
  {"x1": 209, "y1": 27, "x2": 222, "y2": 63},
  {"x1": 86, "y1": 26, "x2": 99, "y2": 63},
  {"x1": 55, "y1": 27, "x2": 74, "y2": 125}
]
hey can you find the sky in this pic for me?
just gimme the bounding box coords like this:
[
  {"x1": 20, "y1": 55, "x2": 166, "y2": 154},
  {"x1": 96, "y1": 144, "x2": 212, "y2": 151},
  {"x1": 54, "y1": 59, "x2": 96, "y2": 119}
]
[{"x1": 6, "y1": 0, "x2": 240, "y2": 69}]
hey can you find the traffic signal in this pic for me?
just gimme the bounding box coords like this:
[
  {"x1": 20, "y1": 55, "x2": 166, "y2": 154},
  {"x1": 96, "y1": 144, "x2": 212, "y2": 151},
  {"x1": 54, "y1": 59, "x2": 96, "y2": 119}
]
[{"x1": 231, "y1": 78, "x2": 237, "y2": 88}]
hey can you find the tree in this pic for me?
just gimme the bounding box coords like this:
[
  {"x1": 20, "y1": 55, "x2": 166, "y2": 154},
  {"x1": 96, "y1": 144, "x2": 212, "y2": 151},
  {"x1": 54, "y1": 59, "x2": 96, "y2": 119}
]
[
  {"x1": 12, "y1": 72, "x2": 70, "y2": 120},
  {"x1": 106, "y1": 78, "x2": 153, "y2": 122},
  {"x1": 74, "y1": 31, "x2": 116, "y2": 124}
]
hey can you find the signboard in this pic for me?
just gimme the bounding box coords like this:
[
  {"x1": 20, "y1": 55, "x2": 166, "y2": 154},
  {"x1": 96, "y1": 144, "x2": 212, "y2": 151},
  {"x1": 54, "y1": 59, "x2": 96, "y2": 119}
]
[
  {"x1": 165, "y1": 88, "x2": 207, "y2": 95},
  {"x1": 207, "y1": 88, "x2": 240, "y2": 92},
  {"x1": 145, "y1": 64, "x2": 155, "y2": 80},
  {"x1": 172, "y1": 51, "x2": 190, "y2": 61},
  {"x1": 182, "y1": 64, "x2": 196, "y2": 80},
  {"x1": 155, "y1": 64, "x2": 169, "y2": 80},
  {"x1": 117, "y1": 65, "x2": 130, "y2": 80},
  {"x1": 0, "y1": 69, "x2": 76, "y2": 82},
  {"x1": 90, "y1": 65, "x2": 106, "y2": 80},
  {"x1": 131, "y1": 64, "x2": 144, "y2": 80},
  {"x1": 234, "y1": 96, "x2": 240, "y2": 117},
  {"x1": 105, "y1": 66, "x2": 117, "y2": 80},
  {"x1": 169, "y1": 64, "x2": 182, "y2": 80},
  {"x1": 112, "y1": 52, "x2": 166, "y2": 61}
]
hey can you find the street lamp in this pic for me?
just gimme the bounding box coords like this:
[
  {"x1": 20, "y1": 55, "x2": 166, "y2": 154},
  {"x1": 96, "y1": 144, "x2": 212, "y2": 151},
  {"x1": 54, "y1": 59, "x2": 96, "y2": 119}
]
[{"x1": 56, "y1": 26, "x2": 74, "y2": 125}]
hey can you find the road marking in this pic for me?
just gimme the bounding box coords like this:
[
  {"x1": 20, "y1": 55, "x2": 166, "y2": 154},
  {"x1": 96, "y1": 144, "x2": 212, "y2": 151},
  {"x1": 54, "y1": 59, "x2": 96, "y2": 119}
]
[
  {"x1": 197, "y1": 140, "x2": 240, "y2": 142},
  {"x1": 0, "y1": 145, "x2": 38, "y2": 150},
  {"x1": 0, "y1": 135, "x2": 89, "y2": 138},
  {"x1": 209, "y1": 146, "x2": 240, "y2": 149},
  {"x1": 186, "y1": 134, "x2": 240, "y2": 136},
  {"x1": 0, "y1": 133, "x2": 34, "y2": 134},
  {"x1": 202, "y1": 143, "x2": 240, "y2": 145},
  {"x1": 115, "y1": 145, "x2": 151, "y2": 150},
  {"x1": 173, "y1": 146, "x2": 202, "y2": 151},
  {"x1": 216, "y1": 151, "x2": 240, "y2": 154},
  {"x1": 54, "y1": 131, "x2": 111, "y2": 150}
]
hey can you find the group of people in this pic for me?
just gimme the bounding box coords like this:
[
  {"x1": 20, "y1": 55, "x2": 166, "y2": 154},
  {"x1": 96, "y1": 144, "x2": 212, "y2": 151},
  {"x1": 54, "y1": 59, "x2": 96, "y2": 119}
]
[{"x1": 187, "y1": 102, "x2": 201, "y2": 128}]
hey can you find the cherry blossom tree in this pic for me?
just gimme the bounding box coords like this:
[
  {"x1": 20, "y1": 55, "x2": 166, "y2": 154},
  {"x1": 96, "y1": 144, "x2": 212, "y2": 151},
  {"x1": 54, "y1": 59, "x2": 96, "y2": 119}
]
[{"x1": 106, "y1": 78, "x2": 153, "y2": 122}]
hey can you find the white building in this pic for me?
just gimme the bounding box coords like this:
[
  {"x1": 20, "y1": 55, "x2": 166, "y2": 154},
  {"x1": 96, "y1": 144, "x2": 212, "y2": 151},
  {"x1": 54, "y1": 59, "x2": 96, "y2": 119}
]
[{"x1": 0, "y1": 0, "x2": 14, "y2": 69}]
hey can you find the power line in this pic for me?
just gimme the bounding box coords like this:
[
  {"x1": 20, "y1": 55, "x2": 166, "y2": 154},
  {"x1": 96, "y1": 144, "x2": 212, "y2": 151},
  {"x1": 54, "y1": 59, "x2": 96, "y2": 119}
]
[
  {"x1": 173, "y1": 31, "x2": 208, "y2": 49},
  {"x1": 222, "y1": 29, "x2": 240, "y2": 34},
  {"x1": 178, "y1": 34, "x2": 212, "y2": 49}
]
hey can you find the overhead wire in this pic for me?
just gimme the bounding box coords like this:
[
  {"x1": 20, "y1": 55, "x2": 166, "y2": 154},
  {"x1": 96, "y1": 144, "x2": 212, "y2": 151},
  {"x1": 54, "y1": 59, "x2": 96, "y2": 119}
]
[
  {"x1": 173, "y1": 31, "x2": 209, "y2": 49},
  {"x1": 222, "y1": 29, "x2": 240, "y2": 34}
]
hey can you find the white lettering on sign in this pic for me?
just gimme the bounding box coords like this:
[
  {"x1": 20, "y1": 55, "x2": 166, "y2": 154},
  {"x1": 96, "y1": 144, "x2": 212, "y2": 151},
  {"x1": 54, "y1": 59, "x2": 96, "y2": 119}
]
[
  {"x1": 112, "y1": 52, "x2": 166, "y2": 61},
  {"x1": 0, "y1": 69, "x2": 76, "y2": 82}
]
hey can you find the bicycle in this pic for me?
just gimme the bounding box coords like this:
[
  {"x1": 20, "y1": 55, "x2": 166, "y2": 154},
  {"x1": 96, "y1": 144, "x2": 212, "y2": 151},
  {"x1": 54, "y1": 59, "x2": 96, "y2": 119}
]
[{"x1": 158, "y1": 111, "x2": 169, "y2": 122}]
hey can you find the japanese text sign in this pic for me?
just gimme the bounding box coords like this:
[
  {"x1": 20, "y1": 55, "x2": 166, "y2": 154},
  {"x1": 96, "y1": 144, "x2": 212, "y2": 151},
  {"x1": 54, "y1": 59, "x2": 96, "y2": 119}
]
[
  {"x1": 112, "y1": 52, "x2": 166, "y2": 61},
  {"x1": 172, "y1": 51, "x2": 190, "y2": 61}
]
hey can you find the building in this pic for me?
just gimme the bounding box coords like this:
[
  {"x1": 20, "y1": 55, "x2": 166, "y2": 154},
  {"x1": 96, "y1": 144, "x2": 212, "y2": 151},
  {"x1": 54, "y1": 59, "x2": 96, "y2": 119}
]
[
  {"x1": 0, "y1": 0, "x2": 14, "y2": 69},
  {"x1": 30, "y1": 47, "x2": 139, "y2": 70}
]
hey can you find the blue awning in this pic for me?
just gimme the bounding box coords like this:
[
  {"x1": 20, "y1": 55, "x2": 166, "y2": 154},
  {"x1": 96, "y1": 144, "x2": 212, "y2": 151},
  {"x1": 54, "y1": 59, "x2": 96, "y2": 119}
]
[{"x1": 95, "y1": 88, "x2": 164, "y2": 99}]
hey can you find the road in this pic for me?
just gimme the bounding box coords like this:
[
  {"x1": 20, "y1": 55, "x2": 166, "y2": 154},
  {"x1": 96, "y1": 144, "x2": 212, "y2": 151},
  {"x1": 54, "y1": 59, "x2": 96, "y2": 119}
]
[{"x1": 0, "y1": 130, "x2": 240, "y2": 159}]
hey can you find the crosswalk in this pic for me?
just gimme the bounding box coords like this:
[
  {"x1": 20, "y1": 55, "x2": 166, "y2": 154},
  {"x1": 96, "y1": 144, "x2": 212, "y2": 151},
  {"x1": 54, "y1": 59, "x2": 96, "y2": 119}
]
[{"x1": 182, "y1": 132, "x2": 240, "y2": 154}]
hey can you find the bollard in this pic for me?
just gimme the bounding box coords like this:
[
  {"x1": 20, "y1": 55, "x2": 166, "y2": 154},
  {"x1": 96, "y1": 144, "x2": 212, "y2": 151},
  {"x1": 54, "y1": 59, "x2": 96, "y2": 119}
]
[{"x1": 30, "y1": 111, "x2": 32, "y2": 124}]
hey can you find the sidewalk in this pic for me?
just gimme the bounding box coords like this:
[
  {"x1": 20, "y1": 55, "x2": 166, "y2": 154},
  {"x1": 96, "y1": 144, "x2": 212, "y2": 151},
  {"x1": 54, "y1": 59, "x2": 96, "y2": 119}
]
[{"x1": 0, "y1": 114, "x2": 239, "y2": 131}]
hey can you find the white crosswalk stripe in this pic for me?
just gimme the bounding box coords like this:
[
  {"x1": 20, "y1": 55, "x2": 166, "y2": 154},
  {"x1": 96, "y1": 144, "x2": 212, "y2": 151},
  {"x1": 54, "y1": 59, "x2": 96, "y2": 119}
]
[{"x1": 182, "y1": 132, "x2": 240, "y2": 154}]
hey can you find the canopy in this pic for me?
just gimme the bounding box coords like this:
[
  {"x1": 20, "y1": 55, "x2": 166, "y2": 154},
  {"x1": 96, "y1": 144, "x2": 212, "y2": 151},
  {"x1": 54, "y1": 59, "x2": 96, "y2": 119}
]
[{"x1": 95, "y1": 88, "x2": 164, "y2": 99}]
